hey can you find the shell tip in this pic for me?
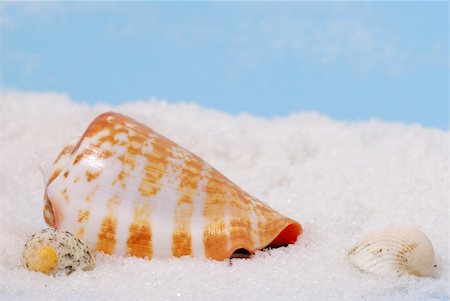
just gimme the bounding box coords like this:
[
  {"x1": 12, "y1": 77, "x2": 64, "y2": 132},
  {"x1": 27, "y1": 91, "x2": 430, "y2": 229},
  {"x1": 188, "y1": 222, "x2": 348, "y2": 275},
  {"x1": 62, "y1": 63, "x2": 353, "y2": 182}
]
[{"x1": 27, "y1": 246, "x2": 58, "y2": 274}]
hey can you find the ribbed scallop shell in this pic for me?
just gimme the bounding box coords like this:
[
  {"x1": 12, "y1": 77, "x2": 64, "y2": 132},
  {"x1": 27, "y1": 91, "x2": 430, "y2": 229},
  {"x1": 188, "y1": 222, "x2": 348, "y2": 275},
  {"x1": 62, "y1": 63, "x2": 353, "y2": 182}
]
[
  {"x1": 43, "y1": 112, "x2": 302, "y2": 260},
  {"x1": 348, "y1": 226, "x2": 434, "y2": 276}
]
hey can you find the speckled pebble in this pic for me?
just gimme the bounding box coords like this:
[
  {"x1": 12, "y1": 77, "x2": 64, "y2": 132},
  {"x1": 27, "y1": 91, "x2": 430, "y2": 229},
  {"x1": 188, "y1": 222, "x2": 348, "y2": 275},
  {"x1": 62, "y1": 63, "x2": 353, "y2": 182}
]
[{"x1": 23, "y1": 228, "x2": 95, "y2": 276}]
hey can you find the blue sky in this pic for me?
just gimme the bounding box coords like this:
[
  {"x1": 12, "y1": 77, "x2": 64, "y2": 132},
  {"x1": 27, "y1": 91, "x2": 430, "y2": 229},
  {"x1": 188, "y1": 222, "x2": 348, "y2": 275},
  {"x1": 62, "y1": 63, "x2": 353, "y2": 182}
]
[{"x1": 0, "y1": 2, "x2": 448, "y2": 129}]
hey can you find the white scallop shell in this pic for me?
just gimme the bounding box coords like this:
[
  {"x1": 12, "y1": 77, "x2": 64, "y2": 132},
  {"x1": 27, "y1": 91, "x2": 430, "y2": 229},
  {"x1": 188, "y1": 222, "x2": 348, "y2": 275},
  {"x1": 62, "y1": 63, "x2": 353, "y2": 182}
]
[
  {"x1": 348, "y1": 226, "x2": 435, "y2": 277},
  {"x1": 23, "y1": 228, "x2": 95, "y2": 276}
]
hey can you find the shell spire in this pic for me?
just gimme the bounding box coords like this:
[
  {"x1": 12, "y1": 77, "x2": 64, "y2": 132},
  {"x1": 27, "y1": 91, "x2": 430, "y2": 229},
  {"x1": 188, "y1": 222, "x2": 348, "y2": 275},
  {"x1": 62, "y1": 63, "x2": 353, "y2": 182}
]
[{"x1": 43, "y1": 112, "x2": 302, "y2": 260}]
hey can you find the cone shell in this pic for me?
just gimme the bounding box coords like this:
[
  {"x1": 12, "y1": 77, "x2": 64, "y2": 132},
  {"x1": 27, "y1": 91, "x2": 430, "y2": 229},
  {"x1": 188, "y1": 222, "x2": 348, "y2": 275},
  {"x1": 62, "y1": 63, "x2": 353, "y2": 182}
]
[
  {"x1": 43, "y1": 112, "x2": 302, "y2": 260},
  {"x1": 348, "y1": 226, "x2": 435, "y2": 277}
]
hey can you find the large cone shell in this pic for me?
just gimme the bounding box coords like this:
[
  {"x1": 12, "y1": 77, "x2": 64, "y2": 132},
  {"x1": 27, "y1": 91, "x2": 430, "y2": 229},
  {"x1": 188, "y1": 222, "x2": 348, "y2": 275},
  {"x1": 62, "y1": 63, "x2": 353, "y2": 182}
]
[{"x1": 44, "y1": 112, "x2": 302, "y2": 260}]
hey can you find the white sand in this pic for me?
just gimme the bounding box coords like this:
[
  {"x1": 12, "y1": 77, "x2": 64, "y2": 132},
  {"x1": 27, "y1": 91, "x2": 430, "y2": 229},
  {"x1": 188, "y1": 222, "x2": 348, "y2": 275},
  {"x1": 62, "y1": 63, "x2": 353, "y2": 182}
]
[{"x1": 0, "y1": 91, "x2": 448, "y2": 301}]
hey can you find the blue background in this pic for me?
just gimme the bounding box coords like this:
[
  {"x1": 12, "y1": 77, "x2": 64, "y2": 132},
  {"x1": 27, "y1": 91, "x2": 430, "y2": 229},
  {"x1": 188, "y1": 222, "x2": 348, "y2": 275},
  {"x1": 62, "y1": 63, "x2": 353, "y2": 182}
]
[{"x1": 1, "y1": 2, "x2": 448, "y2": 129}]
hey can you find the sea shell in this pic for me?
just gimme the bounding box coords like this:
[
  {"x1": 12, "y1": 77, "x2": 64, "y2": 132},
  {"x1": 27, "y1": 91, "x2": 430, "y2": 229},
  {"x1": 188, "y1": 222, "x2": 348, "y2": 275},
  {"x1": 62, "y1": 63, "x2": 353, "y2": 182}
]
[
  {"x1": 43, "y1": 112, "x2": 302, "y2": 260},
  {"x1": 348, "y1": 226, "x2": 435, "y2": 276},
  {"x1": 23, "y1": 228, "x2": 95, "y2": 276}
]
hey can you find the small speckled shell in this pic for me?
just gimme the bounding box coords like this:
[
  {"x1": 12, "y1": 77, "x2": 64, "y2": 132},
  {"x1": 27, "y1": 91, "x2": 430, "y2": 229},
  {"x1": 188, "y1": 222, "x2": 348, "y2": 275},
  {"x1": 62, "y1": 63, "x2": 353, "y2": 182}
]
[
  {"x1": 23, "y1": 228, "x2": 94, "y2": 276},
  {"x1": 43, "y1": 112, "x2": 302, "y2": 260},
  {"x1": 348, "y1": 226, "x2": 435, "y2": 277}
]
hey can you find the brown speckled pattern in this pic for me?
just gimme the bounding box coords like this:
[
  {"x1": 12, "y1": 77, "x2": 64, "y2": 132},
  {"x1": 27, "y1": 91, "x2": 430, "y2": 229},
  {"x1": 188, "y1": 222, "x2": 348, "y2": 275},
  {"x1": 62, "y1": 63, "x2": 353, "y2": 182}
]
[{"x1": 23, "y1": 228, "x2": 95, "y2": 276}]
